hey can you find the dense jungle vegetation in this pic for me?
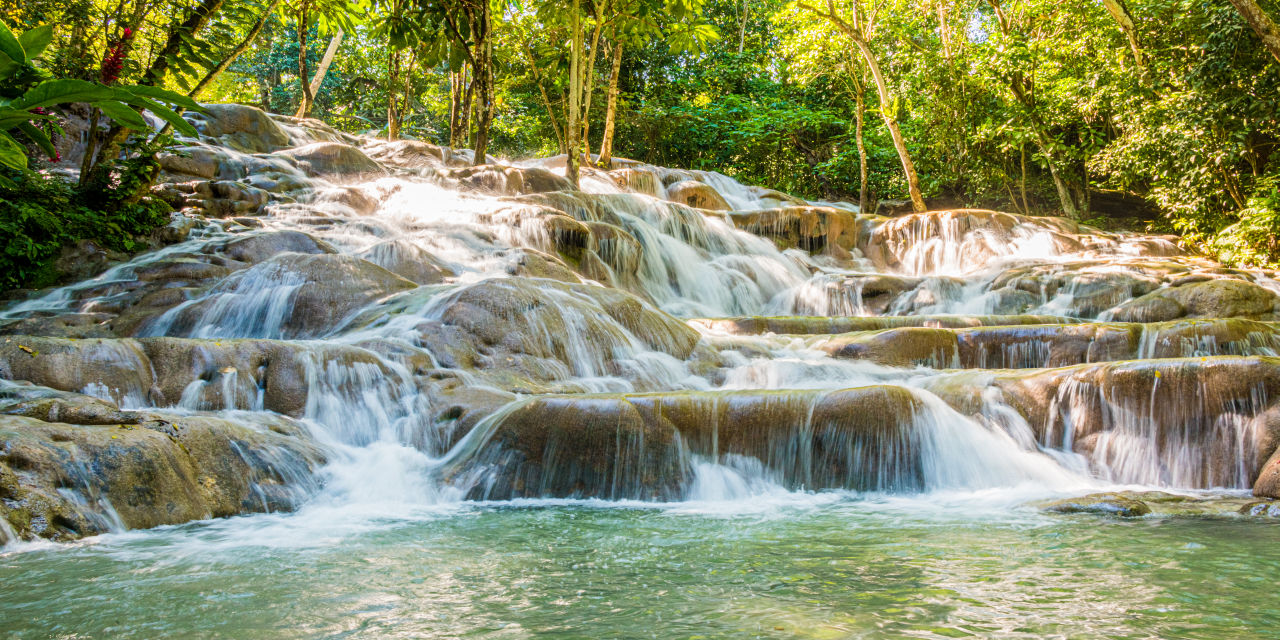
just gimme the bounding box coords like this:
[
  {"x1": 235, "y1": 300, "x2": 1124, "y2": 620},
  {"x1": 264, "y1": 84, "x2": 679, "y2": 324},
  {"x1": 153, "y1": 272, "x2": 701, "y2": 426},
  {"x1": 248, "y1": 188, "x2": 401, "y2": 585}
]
[{"x1": 2, "y1": 0, "x2": 1280, "y2": 284}]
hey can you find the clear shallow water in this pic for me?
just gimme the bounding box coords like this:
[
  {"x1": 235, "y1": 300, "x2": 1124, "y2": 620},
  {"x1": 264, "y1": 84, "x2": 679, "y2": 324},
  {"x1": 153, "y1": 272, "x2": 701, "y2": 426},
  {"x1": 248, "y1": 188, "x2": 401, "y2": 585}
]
[{"x1": 2, "y1": 494, "x2": 1277, "y2": 639}]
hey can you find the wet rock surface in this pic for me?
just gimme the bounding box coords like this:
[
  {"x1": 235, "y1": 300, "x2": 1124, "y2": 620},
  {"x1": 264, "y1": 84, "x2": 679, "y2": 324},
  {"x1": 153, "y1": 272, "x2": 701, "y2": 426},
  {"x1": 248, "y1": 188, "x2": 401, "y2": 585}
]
[
  {"x1": 1037, "y1": 491, "x2": 1280, "y2": 519},
  {"x1": 0, "y1": 382, "x2": 321, "y2": 541},
  {"x1": 5, "y1": 101, "x2": 1280, "y2": 540}
]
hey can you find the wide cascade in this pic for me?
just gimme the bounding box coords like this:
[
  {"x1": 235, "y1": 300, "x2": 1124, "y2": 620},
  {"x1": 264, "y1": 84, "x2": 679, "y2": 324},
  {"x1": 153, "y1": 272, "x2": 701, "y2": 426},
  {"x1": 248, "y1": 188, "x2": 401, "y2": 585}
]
[{"x1": 3, "y1": 103, "x2": 1280, "y2": 542}]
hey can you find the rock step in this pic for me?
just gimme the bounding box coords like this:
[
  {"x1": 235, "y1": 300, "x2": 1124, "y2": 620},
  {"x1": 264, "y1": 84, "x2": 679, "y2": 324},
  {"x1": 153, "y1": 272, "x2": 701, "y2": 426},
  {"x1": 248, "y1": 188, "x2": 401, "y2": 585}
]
[
  {"x1": 691, "y1": 314, "x2": 1078, "y2": 335},
  {"x1": 812, "y1": 318, "x2": 1280, "y2": 369},
  {"x1": 457, "y1": 357, "x2": 1280, "y2": 501},
  {"x1": 0, "y1": 381, "x2": 322, "y2": 542}
]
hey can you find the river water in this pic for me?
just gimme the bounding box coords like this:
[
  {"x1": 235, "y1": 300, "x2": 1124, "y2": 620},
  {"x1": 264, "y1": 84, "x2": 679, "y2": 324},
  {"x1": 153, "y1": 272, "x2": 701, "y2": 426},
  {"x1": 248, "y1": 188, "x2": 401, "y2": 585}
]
[{"x1": 3, "y1": 492, "x2": 1276, "y2": 638}]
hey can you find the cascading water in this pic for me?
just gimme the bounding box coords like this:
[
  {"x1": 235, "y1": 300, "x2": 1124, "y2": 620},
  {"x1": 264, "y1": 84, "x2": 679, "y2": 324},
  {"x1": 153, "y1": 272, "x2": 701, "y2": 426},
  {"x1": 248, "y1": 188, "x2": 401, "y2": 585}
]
[{"x1": 3, "y1": 103, "x2": 1280, "y2": 548}]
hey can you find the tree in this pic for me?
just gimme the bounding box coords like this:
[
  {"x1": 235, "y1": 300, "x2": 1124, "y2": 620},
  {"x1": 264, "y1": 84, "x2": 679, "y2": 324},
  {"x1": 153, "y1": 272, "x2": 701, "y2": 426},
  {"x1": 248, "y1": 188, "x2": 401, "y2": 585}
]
[
  {"x1": 1229, "y1": 0, "x2": 1280, "y2": 63},
  {"x1": 797, "y1": 0, "x2": 927, "y2": 213},
  {"x1": 981, "y1": 0, "x2": 1087, "y2": 219},
  {"x1": 416, "y1": 0, "x2": 495, "y2": 162},
  {"x1": 283, "y1": 0, "x2": 356, "y2": 119}
]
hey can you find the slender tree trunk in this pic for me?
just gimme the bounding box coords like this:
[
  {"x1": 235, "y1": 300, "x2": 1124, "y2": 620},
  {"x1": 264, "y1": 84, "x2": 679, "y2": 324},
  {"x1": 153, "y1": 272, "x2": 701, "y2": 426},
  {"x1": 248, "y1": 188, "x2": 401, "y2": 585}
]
[
  {"x1": 854, "y1": 79, "x2": 868, "y2": 214},
  {"x1": 1102, "y1": 0, "x2": 1144, "y2": 67},
  {"x1": 1228, "y1": 0, "x2": 1280, "y2": 63},
  {"x1": 566, "y1": 0, "x2": 582, "y2": 187},
  {"x1": 799, "y1": 1, "x2": 926, "y2": 212},
  {"x1": 141, "y1": 0, "x2": 226, "y2": 85},
  {"x1": 598, "y1": 41, "x2": 623, "y2": 168},
  {"x1": 84, "y1": 0, "x2": 224, "y2": 186},
  {"x1": 472, "y1": 2, "x2": 493, "y2": 165},
  {"x1": 460, "y1": 66, "x2": 474, "y2": 147},
  {"x1": 988, "y1": 0, "x2": 1082, "y2": 218},
  {"x1": 448, "y1": 65, "x2": 474, "y2": 148},
  {"x1": 1030, "y1": 127, "x2": 1079, "y2": 219},
  {"x1": 738, "y1": 0, "x2": 748, "y2": 54},
  {"x1": 297, "y1": 28, "x2": 342, "y2": 118},
  {"x1": 579, "y1": 1, "x2": 608, "y2": 165},
  {"x1": 1020, "y1": 143, "x2": 1029, "y2": 212},
  {"x1": 296, "y1": 4, "x2": 312, "y2": 117},
  {"x1": 388, "y1": 49, "x2": 402, "y2": 140},
  {"x1": 852, "y1": 37, "x2": 926, "y2": 212},
  {"x1": 1009, "y1": 79, "x2": 1082, "y2": 218}
]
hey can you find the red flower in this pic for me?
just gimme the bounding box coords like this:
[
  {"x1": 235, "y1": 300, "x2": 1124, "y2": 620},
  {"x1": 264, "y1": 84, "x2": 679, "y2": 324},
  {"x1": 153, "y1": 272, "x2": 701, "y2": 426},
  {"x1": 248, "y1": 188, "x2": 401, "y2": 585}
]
[{"x1": 99, "y1": 28, "x2": 135, "y2": 84}]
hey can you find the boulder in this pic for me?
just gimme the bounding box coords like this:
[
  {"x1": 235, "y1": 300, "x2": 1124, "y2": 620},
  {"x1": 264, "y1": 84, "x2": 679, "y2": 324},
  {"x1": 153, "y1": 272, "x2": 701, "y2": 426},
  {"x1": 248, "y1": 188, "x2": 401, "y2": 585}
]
[
  {"x1": 0, "y1": 384, "x2": 321, "y2": 541},
  {"x1": 1108, "y1": 278, "x2": 1280, "y2": 321},
  {"x1": 665, "y1": 180, "x2": 731, "y2": 211},
  {"x1": 215, "y1": 230, "x2": 336, "y2": 265},
  {"x1": 458, "y1": 385, "x2": 926, "y2": 499},
  {"x1": 279, "y1": 142, "x2": 385, "y2": 176},
  {"x1": 442, "y1": 165, "x2": 573, "y2": 195},
  {"x1": 161, "y1": 253, "x2": 417, "y2": 339},
  {"x1": 1040, "y1": 493, "x2": 1152, "y2": 517},
  {"x1": 186, "y1": 103, "x2": 292, "y2": 153},
  {"x1": 408, "y1": 278, "x2": 700, "y2": 389},
  {"x1": 362, "y1": 139, "x2": 448, "y2": 169},
  {"x1": 358, "y1": 240, "x2": 454, "y2": 285},
  {"x1": 728, "y1": 206, "x2": 863, "y2": 253}
]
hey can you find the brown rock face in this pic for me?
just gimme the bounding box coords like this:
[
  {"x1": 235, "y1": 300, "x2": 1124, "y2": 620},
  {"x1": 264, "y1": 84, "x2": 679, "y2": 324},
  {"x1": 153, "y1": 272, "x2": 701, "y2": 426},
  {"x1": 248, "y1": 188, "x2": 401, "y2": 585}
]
[
  {"x1": 0, "y1": 383, "x2": 321, "y2": 541},
  {"x1": 728, "y1": 206, "x2": 865, "y2": 253},
  {"x1": 463, "y1": 385, "x2": 926, "y2": 499},
  {"x1": 1110, "y1": 278, "x2": 1280, "y2": 321}
]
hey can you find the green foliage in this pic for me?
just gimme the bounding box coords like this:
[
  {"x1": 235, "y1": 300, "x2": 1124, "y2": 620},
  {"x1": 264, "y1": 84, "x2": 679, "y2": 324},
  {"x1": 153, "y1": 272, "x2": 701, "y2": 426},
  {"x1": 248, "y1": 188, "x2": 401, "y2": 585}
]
[
  {"x1": 0, "y1": 164, "x2": 170, "y2": 289},
  {"x1": 1210, "y1": 178, "x2": 1280, "y2": 268}
]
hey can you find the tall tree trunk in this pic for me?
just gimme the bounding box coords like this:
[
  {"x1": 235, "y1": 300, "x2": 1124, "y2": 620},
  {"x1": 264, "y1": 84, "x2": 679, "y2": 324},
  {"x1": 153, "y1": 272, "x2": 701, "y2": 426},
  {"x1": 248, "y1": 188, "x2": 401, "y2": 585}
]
[
  {"x1": 472, "y1": 3, "x2": 493, "y2": 165},
  {"x1": 854, "y1": 78, "x2": 868, "y2": 214},
  {"x1": 1102, "y1": 0, "x2": 1144, "y2": 67},
  {"x1": 579, "y1": 1, "x2": 608, "y2": 165},
  {"x1": 1027, "y1": 124, "x2": 1080, "y2": 219},
  {"x1": 141, "y1": 0, "x2": 226, "y2": 86},
  {"x1": 988, "y1": 0, "x2": 1083, "y2": 219},
  {"x1": 566, "y1": 0, "x2": 582, "y2": 187},
  {"x1": 387, "y1": 49, "x2": 402, "y2": 140},
  {"x1": 296, "y1": 28, "x2": 343, "y2": 118},
  {"x1": 1010, "y1": 80, "x2": 1082, "y2": 218},
  {"x1": 449, "y1": 65, "x2": 474, "y2": 148},
  {"x1": 1228, "y1": 0, "x2": 1280, "y2": 63},
  {"x1": 83, "y1": 0, "x2": 225, "y2": 186},
  {"x1": 296, "y1": 4, "x2": 312, "y2": 118},
  {"x1": 851, "y1": 37, "x2": 926, "y2": 212},
  {"x1": 598, "y1": 42, "x2": 623, "y2": 168},
  {"x1": 738, "y1": 0, "x2": 748, "y2": 54}
]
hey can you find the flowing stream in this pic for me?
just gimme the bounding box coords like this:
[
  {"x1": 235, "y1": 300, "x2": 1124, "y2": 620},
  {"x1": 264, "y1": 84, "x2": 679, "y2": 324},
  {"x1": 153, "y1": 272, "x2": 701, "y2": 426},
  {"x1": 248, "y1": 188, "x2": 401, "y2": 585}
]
[{"x1": 2, "y1": 105, "x2": 1279, "y2": 637}]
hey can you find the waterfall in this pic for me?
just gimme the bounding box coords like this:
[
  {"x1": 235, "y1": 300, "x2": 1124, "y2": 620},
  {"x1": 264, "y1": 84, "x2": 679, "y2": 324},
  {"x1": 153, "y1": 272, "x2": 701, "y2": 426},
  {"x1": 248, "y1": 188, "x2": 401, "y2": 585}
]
[{"x1": 4, "y1": 104, "x2": 1280, "y2": 544}]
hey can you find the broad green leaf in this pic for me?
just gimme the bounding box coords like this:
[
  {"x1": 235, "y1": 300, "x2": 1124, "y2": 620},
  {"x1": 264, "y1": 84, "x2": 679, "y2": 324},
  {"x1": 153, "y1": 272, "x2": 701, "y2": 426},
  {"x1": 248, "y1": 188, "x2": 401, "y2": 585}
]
[
  {"x1": 16, "y1": 121, "x2": 55, "y2": 159},
  {"x1": 94, "y1": 100, "x2": 150, "y2": 131},
  {"x1": 0, "y1": 49, "x2": 17, "y2": 80},
  {"x1": 17, "y1": 24, "x2": 53, "y2": 60},
  {"x1": 120, "y1": 85, "x2": 205, "y2": 112},
  {"x1": 0, "y1": 21, "x2": 25, "y2": 64},
  {"x1": 0, "y1": 131, "x2": 28, "y2": 171},
  {"x1": 14, "y1": 79, "x2": 116, "y2": 110},
  {"x1": 124, "y1": 95, "x2": 199, "y2": 137}
]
